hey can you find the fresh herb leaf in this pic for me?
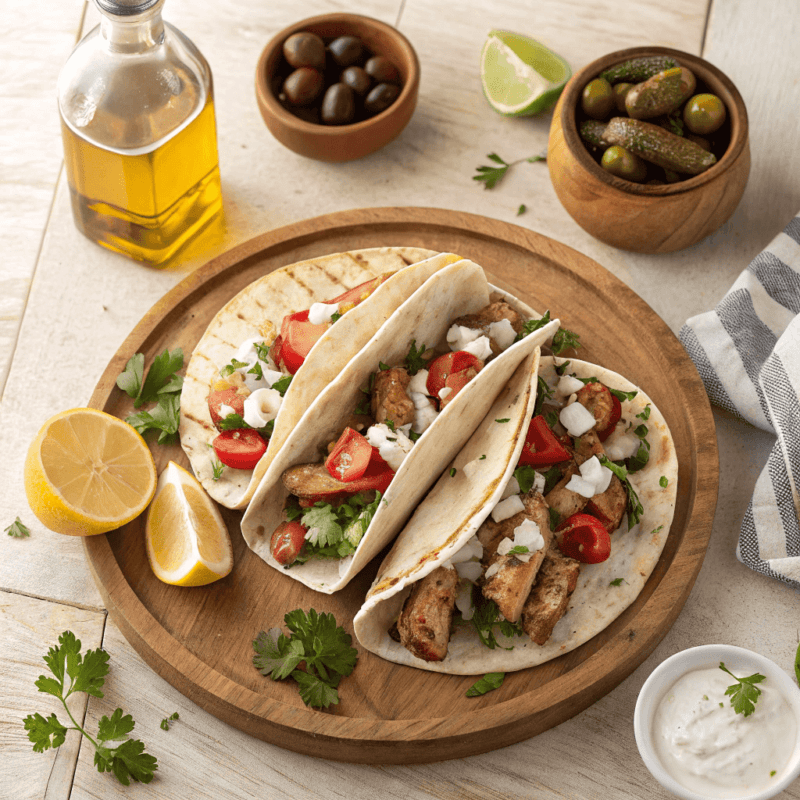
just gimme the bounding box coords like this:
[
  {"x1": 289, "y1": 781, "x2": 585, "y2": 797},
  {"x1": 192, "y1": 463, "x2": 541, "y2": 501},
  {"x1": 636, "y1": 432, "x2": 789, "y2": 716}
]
[
  {"x1": 466, "y1": 672, "x2": 505, "y2": 697},
  {"x1": 253, "y1": 342, "x2": 271, "y2": 362},
  {"x1": 495, "y1": 418, "x2": 510, "y2": 424},
  {"x1": 513, "y1": 465, "x2": 537, "y2": 495},
  {"x1": 408, "y1": 429, "x2": 421, "y2": 442},
  {"x1": 599, "y1": 456, "x2": 644, "y2": 527},
  {"x1": 534, "y1": 375, "x2": 555, "y2": 417},
  {"x1": 609, "y1": 578, "x2": 626, "y2": 587},
  {"x1": 719, "y1": 662, "x2": 765, "y2": 717},
  {"x1": 23, "y1": 631, "x2": 157, "y2": 785},
  {"x1": 135, "y1": 348, "x2": 184, "y2": 408},
  {"x1": 126, "y1": 393, "x2": 181, "y2": 445},
  {"x1": 542, "y1": 465, "x2": 562, "y2": 495},
  {"x1": 473, "y1": 152, "x2": 545, "y2": 190},
  {"x1": 626, "y1": 425, "x2": 651, "y2": 473},
  {"x1": 479, "y1": 454, "x2": 486, "y2": 460},
  {"x1": 299, "y1": 493, "x2": 383, "y2": 560},
  {"x1": 659, "y1": 476, "x2": 668, "y2": 488},
  {"x1": 379, "y1": 361, "x2": 390, "y2": 371},
  {"x1": 637, "y1": 404, "x2": 651, "y2": 421},
  {"x1": 514, "y1": 311, "x2": 551, "y2": 342},
  {"x1": 219, "y1": 358, "x2": 249, "y2": 378},
  {"x1": 330, "y1": 312, "x2": 342, "y2": 324},
  {"x1": 5, "y1": 517, "x2": 30, "y2": 538},
  {"x1": 517, "y1": 204, "x2": 526, "y2": 216},
  {"x1": 272, "y1": 375, "x2": 293, "y2": 396},
  {"x1": 549, "y1": 507, "x2": 561, "y2": 530},
  {"x1": 551, "y1": 328, "x2": 581, "y2": 355},
  {"x1": 248, "y1": 362, "x2": 264, "y2": 380},
  {"x1": 506, "y1": 545, "x2": 530, "y2": 556},
  {"x1": 795, "y1": 640, "x2": 800, "y2": 686},
  {"x1": 159, "y1": 712, "x2": 179, "y2": 731},
  {"x1": 210, "y1": 453, "x2": 224, "y2": 480},
  {"x1": 609, "y1": 388, "x2": 639, "y2": 402},
  {"x1": 217, "y1": 413, "x2": 249, "y2": 431},
  {"x1": 404, "y1": 340, "x2": 428, "y2": 376},
  {"x1": 470, "y1": 597, "x2": 524, "y2": 650},
  {"x1": 450, "y1": 468, "x2": 457, "y2": 477},
  {"x1": 253, "y1": 610, "x2": 359, "y2": 709}
]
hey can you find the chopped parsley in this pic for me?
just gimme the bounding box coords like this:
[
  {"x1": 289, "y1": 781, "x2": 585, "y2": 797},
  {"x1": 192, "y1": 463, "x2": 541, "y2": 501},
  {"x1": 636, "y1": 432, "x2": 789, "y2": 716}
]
[
  {"x1": 659, "y1": 476, "x2": 668, "y2": 488},
  {"x1": 609, "y1": 578, "x2": 626, "y2": 587},
  {"x1": 5, "y1": 517, "x2": 30, "y2": 538},
  {"x1": 533, "y1": 375, "x2": 554, "y2": 417},
  {"x1": 467, "y1": 672, "x2": 505, "y2": 697},
  {"x1": 599, "y1": 456, "x2": 643, "y2": 528},
  {"x1": 404, "y1": 340, "x2": 428, "y2": 376},
  {"x1": 271, "y1": 375, "x2": 293, "y2": 396},
  {"x1": 626, "y1": 424, "x2": 651, "y2": 473},
  {"x1": 609, "y1": 387, "x2": 639, "y2": 402},
  {"x1": 513, "y1": 465, "x2": 538, "y2": 494},
  {"x1": 719, "y1": 662, "x2": 765, "y2": 717},
  {"x1": 637, "y1": 404, "x2": 651, "y2": 421},
  {"x1": 219, "y1": 358, "x2": 249, "y2": 378},
  {"x1": 495, "y1": 418, "x2": 510, "y2": 424},
  {"x1": 159, "y1": 712, "x2": 179, "y2": 731},
  {"x1": 450, "y1": 468, "x2": 457, "y2": 477},
  {"x1": 469, "y1": 596, "x2": 524, "y2": 650}
]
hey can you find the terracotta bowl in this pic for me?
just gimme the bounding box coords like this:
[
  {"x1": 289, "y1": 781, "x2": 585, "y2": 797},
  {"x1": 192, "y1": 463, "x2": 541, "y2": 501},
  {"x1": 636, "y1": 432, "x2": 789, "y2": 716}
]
[
  {"x1": 547, "y1": 46, "x2": 750, "y2": 253},
  {"x1": 255, "y1": 13, "x2": 420, "y2": 163}
]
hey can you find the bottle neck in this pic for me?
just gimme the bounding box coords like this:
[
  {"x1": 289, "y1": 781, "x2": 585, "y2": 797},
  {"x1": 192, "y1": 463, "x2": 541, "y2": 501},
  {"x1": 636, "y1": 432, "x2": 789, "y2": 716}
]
[{"x1": 97, "y1": 1, "x2": 166, "y2": 54}]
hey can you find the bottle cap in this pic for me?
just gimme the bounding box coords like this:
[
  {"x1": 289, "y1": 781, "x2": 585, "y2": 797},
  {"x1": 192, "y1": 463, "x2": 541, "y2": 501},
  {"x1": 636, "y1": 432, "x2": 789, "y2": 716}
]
[{"x1": 95, "y1": 0, "x2": 162, "y2": 15}]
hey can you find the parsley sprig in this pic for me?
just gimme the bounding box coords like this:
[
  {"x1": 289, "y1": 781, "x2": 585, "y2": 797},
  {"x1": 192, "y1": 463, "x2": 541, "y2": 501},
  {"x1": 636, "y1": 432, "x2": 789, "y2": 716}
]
[
  {"x1": 117, "y1": 348, "x2": 184, "y2": 445},
  {"x1": 252, "y1": 609, "x2": 359, "y2": 709},
  {"x1": 468, "y1": 596, "x2": 524, "y2": 650},
  {"x1": 5, "y1": 517, "x2": 30, "y2": 537},
  {"x1": 473, "y1": 152, "x2": 546, "y2": 190},
  {"x1": 23, "y1": 631, "x2": 157, "y2": 786},
  {"x1": 719, "y1": 662, "x2": 765, "y2": 717}
]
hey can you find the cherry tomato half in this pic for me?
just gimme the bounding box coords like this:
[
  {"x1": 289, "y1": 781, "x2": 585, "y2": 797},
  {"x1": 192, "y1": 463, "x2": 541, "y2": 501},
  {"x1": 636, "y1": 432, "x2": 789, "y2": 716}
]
[
  {"x1": 426, "y1": 351, "x2": 483, "y2": 405},
  {"x1": 556, "y1": 512, "x2": 611, "y2": 564},
  {"x1": 270, "y1": 521, "x2": 307, "y2": 566},
  {"x1": 212, "y1": 429, "x2": 267, "y2": 470},
  {"x1": 325, "y1": 427, "x2": 373, "y2": 483},
  {"x1": 344, "y1": 448, "x2": 395, "y2": 495},
  {"x1": 518, "y1": 415, "x2": 572, "y2": 467},
  {"x1": 207, "y1": 386, "x2": 245, "y2": 429},
  {"x1": 277, "y1": 310, "x2": 330, "y2": 375}
]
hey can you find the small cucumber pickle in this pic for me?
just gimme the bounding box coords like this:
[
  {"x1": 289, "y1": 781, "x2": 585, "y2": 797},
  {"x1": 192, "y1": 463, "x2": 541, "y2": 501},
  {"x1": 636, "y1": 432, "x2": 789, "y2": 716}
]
[
  {"x1": 577, "y1": 53, "x2": 729, "y2": 183},
  {"x1": 275, "y1": 31, "x2": 403, "y2": 126}
]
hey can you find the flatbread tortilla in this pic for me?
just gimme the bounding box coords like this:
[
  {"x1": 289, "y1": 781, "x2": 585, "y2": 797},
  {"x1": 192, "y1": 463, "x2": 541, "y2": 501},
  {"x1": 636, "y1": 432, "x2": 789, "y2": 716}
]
[
  {"x1": 354, "y1": 357, "x2": 678, "y2": 674},
  {"x1": 179, "y1": 247, "x2": 455, "y2": 509},
  {"x1": 240, "y1": 259, "x2": 560, "y2": 593}
]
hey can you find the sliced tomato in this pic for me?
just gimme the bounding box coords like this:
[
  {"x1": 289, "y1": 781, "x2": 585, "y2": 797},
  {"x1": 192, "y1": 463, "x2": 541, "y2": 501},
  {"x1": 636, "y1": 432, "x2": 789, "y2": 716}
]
[
  {"x1": 556, "y1": 513, "x2": 611, "y2": 564},
  {"x1": 270, "y1": 521, "x2": 307, "y2": 566},
  {"x1": 212, "y1": 429, "x2": 267, "y2": 470},
  {"x1": 277, "y1": 310, "x2": 330, "y2": 375},
  {"x1": 344, "y1": 448, "x2": 395, "y2": 495},
  {"x1": 325, "y1": 274, "x2": 388, "y2": 306},
  {"x1": 325, "y1": 427, "x2": 373, "y2": 483},
  {"x1": 208, "y1": 386, "x2": 245, "y2": 429},
  {"x1": 426, "y1": 351, "x2": 483, "y2": 404},
  {"x1": 518, "y1": 415, "x2": 572, "y2": 467},
  {"x1": 598, "y1": 395, "x2": 622, "y2": 442}
]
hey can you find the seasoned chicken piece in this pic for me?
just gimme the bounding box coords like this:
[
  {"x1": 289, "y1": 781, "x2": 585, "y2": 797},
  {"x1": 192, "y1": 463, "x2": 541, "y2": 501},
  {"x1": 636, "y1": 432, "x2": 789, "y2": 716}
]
[
  {"x1": 397, "y1": 566, "x2": 458, "y2": 662},
  {"x1": 585, "y1": 474, "x2": 627, "y2": 532},
  {"x1": 573, "y1": 429, "x2": 604, "y2": 464},
  {"x1": 479, "y1": 493, "x2": 553, "y2": 623},
  {"x1": 545, "y1": 463, "x2": 589, "y2": 522},
  {"x1": 452, "y1": 300, "x2": 525, "y2": 356},
  {"x1": 521, "y1": 545, "x2": 581, "y2": 645},
  {"x1": 371, "y1": 367, "x2": 415, "y2": 427},
  {"x1": 576, "y1": 381, "x2": 616, "y2": 436}
]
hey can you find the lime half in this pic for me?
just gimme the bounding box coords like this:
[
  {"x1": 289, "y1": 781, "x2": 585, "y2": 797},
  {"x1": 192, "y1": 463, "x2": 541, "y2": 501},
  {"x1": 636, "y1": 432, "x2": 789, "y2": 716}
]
[{"x1": 480, "y1": 30, "x2": 571, "y2": 116}]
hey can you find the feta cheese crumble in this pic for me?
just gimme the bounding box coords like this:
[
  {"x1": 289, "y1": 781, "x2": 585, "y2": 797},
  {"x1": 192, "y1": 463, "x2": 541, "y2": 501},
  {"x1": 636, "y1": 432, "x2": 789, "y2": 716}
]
[{"x1": 243, "y1": 388, "x2": 282, "y2": 429}]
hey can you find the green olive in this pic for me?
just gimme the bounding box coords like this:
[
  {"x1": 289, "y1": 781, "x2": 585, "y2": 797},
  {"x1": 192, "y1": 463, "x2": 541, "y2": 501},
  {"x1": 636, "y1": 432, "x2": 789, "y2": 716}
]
[
  {"x1": 581, "y1": 78, "x2": 615, "y2": 120},
  {"x1": 613, "y1": 82, "x2": 633, "y2": 112},
  {"x1": 683, "y1": 94, "x2": 727, "y2": 135},
  {"x1": 601, "y1": 145, "x2": 647, "y2": 182}
]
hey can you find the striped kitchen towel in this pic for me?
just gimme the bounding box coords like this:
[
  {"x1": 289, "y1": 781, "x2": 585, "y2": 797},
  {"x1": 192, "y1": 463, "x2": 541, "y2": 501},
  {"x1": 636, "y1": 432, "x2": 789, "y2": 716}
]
[{"x1": 680, "y1": 212, "x2": 800, "y2": 589}]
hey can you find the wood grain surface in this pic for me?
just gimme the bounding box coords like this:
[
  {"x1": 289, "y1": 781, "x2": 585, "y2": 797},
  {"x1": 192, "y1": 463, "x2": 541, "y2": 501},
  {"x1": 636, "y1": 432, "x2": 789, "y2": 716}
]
[{"x1": 82, "y1": 207, "x2": 718, "y2": 763}]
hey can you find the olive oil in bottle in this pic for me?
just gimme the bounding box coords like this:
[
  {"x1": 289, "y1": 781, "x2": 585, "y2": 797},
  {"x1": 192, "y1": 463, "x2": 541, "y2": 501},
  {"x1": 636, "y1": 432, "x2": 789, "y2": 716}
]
[{"x1": 58, "y1": 0, "x2": 222, "y2": 266}]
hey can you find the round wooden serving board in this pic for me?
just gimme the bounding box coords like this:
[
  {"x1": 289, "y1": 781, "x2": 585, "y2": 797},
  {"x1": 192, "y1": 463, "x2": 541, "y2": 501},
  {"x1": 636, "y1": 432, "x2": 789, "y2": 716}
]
[{"x1": 84, "y1": 207, "x2": 718, "y2": 764}]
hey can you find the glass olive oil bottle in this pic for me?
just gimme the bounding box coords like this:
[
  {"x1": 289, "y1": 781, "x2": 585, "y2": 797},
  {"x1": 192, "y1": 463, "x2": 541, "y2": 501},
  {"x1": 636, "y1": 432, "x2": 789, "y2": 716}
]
[{"x1": 58, "y1": 0, "x2": 222, "y2": 266}]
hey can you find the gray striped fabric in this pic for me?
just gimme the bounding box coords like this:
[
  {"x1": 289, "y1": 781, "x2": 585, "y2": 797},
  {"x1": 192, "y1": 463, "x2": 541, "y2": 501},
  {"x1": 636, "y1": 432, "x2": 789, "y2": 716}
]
[{"x1": 680, "y1": 213, "x2": 800, "y2": 589}]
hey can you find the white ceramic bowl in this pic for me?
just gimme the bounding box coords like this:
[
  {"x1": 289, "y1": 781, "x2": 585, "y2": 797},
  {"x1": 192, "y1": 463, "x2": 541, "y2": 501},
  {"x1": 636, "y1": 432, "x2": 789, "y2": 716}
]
[{"x1": 634, "y1": 644, "x2": 800, "y2": 800}]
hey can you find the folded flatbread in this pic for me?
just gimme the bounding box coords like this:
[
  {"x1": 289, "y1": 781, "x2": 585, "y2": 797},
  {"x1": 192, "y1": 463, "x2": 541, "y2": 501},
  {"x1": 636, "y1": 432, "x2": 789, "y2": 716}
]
[
  {"x1": 240, "y1": 259, "x2": 560, "y2": 593},
  {"x1": 354, "y1": 356, "x2": 678, "y2": 674},
  {"x1": 180, "y1": 247, "x2": 457, "y2": 509}
]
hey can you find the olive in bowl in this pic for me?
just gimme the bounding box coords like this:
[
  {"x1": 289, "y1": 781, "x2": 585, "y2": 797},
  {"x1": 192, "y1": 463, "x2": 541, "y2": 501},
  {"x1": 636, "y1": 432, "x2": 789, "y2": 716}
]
[
  {"x1": 255, "y1": 13, "x2": 420, "y2": 162},
  {"x1": 547, "y1": 46, "x2": 750, "y2": 254}
]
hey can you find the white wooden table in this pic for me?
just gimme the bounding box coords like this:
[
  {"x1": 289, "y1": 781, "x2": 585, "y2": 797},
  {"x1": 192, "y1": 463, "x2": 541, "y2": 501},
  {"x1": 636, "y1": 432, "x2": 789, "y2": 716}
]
[{"x1": 2, "y1": 0, "x2": 799, "y2": 797}]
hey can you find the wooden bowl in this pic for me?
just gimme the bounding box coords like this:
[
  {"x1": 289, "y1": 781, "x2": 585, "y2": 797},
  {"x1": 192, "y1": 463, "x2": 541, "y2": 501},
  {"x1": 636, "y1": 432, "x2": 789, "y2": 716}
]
[
  {"x1": 255, "y1": 13, "x2": 420, "y2": 162},
  {"x1": 547, "y1": 47, "x2": 750, "y2": 253}
]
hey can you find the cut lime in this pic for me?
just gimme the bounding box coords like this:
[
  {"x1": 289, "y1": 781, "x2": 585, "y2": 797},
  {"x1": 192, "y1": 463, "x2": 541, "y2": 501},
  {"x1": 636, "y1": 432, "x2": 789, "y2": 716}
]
[{"x1": 480, "y1": 30, "x2": 571, "y2": 116}]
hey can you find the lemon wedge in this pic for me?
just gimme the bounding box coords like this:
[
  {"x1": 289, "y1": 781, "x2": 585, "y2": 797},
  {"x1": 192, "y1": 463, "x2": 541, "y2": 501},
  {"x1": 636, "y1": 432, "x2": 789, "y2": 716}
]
[
  {"x1": 480, "y1": 31, "x2": 571, "y2": 116},
  {"x1": 24, "y1": 407, "x2": 157, "y2": 536},
  {"x1": 145, "y1": 461, "x2": 232, "y2": 586}
]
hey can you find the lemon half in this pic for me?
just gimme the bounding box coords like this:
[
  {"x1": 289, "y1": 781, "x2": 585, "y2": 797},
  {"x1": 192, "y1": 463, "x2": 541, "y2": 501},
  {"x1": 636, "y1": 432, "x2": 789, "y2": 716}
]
[
  {"x1": 24, "y1": 408, "x2": 157, "y2": 536},
  {"x1": 480, "y1": 31, "x2": 571, "y2": 116},
  {"x1": 145, "y1": 461, "x2": 232, "y2": 587}
]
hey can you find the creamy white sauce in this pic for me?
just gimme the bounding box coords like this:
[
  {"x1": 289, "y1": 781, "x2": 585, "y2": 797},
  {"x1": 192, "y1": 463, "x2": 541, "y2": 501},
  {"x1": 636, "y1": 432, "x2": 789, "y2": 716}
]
[{"x1": 653, "y1": 667, "x2": 796, "y2": 798}]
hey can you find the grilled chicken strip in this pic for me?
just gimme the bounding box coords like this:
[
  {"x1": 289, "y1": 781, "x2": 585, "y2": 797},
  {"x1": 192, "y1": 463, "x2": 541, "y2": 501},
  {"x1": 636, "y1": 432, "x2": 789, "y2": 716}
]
[
  {"x1": 545, "y1": 463, "x2": 588, "y2": 521},
  {"x1": 397, "y1": 566, "x2": 459, "y2": 662},
  {"x1": 521, "y1": 545, "x2": 581, "y2": 645},
  {"x1": 478, "y1": 492, "x2": 553, "y2": 623},
  {"x1": 576, "y1": 381, "x2": 616, "y2": 435},
  {"x1": 371, "y1": 366, "x2": 415, "y2": 427},
  {"x1": 585, "y1": 476, "x2": 627, "y2": 532},
  {"x1": 452, "y1": 300, "x2": 525, "y2": 356}
]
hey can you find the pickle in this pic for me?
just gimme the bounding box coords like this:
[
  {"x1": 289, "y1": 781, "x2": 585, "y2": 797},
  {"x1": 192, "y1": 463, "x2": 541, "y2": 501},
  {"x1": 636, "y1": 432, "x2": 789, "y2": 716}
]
[
  {"x1": 625, "y1": 67, "x2": 696, "y2": 120},
  {"x1": 599, "y1": 55, "x2": 679, "y2": 85},
  {"x1": 603, "y1": 117, "x2": 717, "y2": 175},
  {"x1": 579, "y1": 119, "x2": 610, "y2": 149}
]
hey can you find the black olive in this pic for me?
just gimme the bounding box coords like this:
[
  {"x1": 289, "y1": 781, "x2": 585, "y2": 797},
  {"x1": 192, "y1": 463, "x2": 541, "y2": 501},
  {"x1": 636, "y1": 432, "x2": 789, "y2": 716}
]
[
  {"x1": 282, "y1": 32, "x2": 326, "y2": 70},
  {"x1": 321, "y1": 83, "x2": 355, "y2": 125},
  {"x1": 364, "y1": 82, "x2": 400, "y2": 115},
  {"x1": 341, "y1": 66, "x2": 372, "y2": 97},
  {"x1": 282, "y1": 67, "x2": 324, "y2": 106},
  {"x1": 328, "y1": 35, "x2": 363, "y2": 67},
  {"x1": 365, "y1": 56, "x2": 400, "y2": 85}
]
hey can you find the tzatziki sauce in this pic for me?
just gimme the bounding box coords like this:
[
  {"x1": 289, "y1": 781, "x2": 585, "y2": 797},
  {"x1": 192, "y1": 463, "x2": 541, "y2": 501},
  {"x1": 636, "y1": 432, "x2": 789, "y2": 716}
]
[{"x1": 653, "y1": 667, "x2": 796, "y2": 797}]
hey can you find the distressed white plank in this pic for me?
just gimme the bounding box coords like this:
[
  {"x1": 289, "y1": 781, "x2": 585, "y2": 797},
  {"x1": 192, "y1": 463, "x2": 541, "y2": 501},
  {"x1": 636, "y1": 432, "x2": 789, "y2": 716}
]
[{"x1": 0, "y1": 591, "x2": 105, "y2": 800}]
